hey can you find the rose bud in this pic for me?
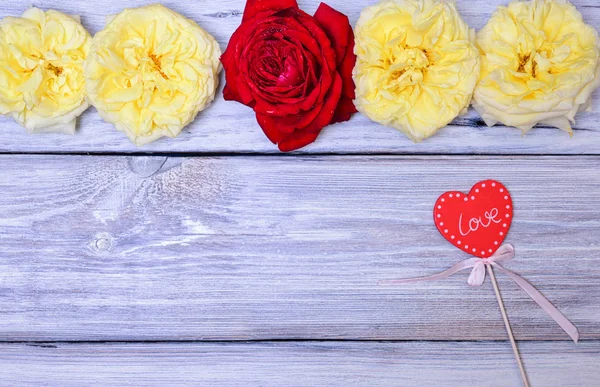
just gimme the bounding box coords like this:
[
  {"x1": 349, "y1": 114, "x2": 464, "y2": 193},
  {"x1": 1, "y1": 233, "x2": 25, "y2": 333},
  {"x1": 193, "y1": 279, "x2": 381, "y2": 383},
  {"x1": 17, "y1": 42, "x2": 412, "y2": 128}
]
[
  {"x1": 85, "y1": 4, "x2": 222, "y2": 146},
  {"x1": 473, "y1": 0, "x2": 600, "y2": 135},
  {"x1": 353, "y1": 0, "x2": 480, "y2": 142},
  {"x1": 0, "y1": 8, "x2": 91, "y2": 134},
  {"x1": 221, "y1": 0, "x2": 357, "y2": 152}
]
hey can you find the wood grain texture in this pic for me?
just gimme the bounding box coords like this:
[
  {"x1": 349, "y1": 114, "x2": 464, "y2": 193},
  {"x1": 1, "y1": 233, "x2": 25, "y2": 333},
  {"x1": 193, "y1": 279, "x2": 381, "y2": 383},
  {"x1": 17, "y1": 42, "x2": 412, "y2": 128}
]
[
  {"x1": 1, "y1": 341, "x2": 599, "y2": 386},
  {"x1": 0, "y1": 0, "x2": 599, "y2": 154},
  {"x1": 1, "y1": 155, "x2": 598, "y2": 341}
]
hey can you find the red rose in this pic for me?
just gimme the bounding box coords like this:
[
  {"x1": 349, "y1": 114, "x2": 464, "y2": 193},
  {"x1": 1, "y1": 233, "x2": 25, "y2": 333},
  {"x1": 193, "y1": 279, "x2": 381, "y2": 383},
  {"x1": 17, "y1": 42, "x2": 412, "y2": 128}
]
[{"x1": 221, "y1": 0, "x2": 357, "y2": 152}]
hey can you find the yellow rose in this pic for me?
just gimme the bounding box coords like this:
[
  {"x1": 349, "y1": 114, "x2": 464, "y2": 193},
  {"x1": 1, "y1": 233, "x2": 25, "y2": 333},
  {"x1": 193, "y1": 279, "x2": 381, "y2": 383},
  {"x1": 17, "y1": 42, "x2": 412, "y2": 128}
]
[
  {"x1": 353, "y1": 0, "x2": 480, "y2": 141},
  {"x1": 0, "y1": 8, "x2": 91, "y2": 134},
  {"x1": 473, "y1": 0, "x2": 600, "y2": 135},
  {"x1": 85, "y1": 4, "x2": 221, "y2": 146}
]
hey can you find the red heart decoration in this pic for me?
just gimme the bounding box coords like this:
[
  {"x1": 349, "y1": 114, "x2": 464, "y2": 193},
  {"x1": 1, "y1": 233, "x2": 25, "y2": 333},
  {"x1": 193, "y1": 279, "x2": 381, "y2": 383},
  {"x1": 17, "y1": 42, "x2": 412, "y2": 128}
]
[{"x1": 433, "y1": 180, "x2": 513, "y2": 258}]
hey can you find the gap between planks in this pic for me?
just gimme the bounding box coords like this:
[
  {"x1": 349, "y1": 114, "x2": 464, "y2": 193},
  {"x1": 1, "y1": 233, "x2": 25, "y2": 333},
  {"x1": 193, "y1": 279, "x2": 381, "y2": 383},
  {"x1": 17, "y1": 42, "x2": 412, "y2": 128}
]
[{"x1": 3, "y1": 152, "x2": 600, "y2": 157}]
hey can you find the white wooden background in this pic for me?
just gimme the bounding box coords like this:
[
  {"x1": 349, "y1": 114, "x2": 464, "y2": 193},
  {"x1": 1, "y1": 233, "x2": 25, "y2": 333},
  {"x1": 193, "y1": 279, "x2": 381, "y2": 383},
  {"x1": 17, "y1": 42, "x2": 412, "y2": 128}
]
[{"x1": 0, "y1": 1, "x2": 599, "y2": 386}]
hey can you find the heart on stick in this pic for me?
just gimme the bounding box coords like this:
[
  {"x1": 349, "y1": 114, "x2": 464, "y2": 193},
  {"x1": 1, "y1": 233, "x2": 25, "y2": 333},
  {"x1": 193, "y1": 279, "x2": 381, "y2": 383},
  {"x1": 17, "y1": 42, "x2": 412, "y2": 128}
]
[{"x1": 433, "y1": 180, "x2": 513, "y2": 258}]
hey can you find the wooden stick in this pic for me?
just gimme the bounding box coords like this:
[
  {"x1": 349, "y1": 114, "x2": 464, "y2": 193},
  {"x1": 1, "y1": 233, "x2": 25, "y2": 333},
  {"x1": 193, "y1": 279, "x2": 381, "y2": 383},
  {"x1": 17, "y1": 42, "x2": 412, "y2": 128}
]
[{"x1": 487, "y1": 264, "x2": 531, "y2": 387}]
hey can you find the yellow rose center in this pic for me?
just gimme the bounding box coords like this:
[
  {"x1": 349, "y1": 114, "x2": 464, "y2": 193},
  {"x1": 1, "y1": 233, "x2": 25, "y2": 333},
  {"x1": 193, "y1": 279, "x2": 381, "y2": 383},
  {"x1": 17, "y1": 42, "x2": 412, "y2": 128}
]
[
  {"x1": 516, "y1": 51, "x2": 550, "y2": 78},
  {"x1": 23, "y1": 52, "x2": 65, "y2": 78},
  {"x1": 511, "y1": 46, "x2": 563, "y2": 83},
  {"x1": 384, "y1": 45, "x2": 431, "y2": 90},
  {"x1": 46, "y1": 62, "x2": 64, "y2": 77},
  {"x1": 148, "y1": 53, "x2": 168, "y2": 80}
]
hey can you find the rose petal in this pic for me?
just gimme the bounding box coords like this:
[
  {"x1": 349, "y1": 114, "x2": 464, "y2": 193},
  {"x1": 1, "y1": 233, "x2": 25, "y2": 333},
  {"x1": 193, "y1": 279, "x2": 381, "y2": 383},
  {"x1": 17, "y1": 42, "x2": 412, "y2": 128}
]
[
  {"x1": 221, "y1": 30, "x2": 245, "y2": 103},
  {"x1": 277, "y1": 72, "x2": 343, "y2": 152},
  {"x1": 243, "y1": 0, "x2": 299, "y2": 22},
  {"x1": 313, "y1": 3, "x2": 350, "y2": 67},
  {"x1": 302, "y1": 72, "x2": 342, "y2": 132},
  {"x1": 332, "y1": 27, "x2": 357, "y2": 123},
  {"x1": 256, "y1": 112, "x2": 286, "y2": 144},
  {"x1": 277, "y1": 127, "x2": 321, "y2": 152},
  {"x1": 331, "y1": 94, "x2": 356, "y2": 124},
  {"x1": 256, "y1": 99, "x2": 324, "y2": 133}
]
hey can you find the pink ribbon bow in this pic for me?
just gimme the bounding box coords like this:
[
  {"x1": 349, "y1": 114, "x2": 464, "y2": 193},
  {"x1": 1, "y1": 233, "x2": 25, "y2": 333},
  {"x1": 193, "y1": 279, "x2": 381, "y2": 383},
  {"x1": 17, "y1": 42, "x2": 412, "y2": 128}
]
[{"x1": 380, "y1": 244, "x2": 579, "y2": 342}]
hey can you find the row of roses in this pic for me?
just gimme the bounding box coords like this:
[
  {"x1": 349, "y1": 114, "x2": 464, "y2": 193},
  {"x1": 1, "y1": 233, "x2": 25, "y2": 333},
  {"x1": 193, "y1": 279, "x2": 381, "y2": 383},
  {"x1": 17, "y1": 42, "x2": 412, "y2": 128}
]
[
  {"x1": 0, "y1": 5, "x2": 221, "y2": 146},
  {"x1": 1, "y1": 0, "x2": 599, "y2": 151}
]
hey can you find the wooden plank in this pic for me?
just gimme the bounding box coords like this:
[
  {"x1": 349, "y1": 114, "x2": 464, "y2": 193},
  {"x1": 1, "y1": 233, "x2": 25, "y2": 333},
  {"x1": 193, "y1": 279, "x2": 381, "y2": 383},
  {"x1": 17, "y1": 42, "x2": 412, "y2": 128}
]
[
  {"x1": 0, "y1": 155, "x2": 598, "y2": 341},
  {"x1": 0, "y1": 0, "x2": 599, "y2": 154},
  {"x1": 0, "y1": 341, "x2": 598, "y2": 386}
]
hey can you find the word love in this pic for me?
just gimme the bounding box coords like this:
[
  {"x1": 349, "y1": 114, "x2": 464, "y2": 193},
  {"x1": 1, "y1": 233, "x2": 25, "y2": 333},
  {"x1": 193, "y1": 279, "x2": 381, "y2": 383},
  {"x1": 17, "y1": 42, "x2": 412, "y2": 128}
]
[
  {"x1": 434, "y1": 180, "x2": 513, "y2": 258},
  {"x1": 458, "y1": 208, "x2": 501, "y2": 236}
]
